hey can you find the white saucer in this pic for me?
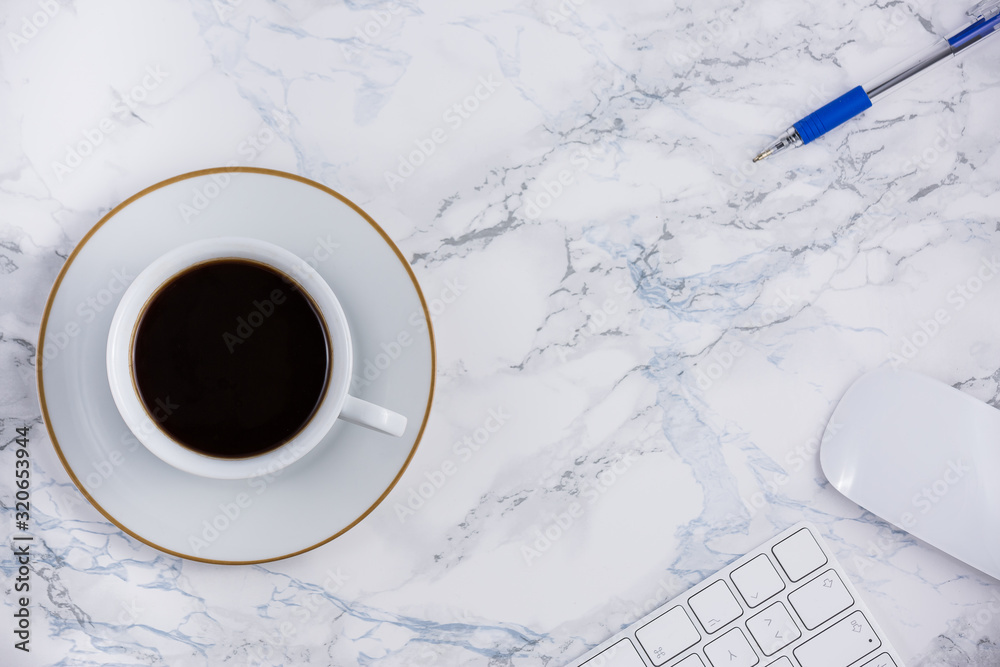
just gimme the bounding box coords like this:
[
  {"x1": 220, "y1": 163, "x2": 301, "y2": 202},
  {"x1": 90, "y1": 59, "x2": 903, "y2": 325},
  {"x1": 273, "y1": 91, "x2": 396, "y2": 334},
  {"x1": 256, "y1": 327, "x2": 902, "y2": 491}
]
[{"x1": 37, "y1": 168, "x2": 435, "y2": 563}]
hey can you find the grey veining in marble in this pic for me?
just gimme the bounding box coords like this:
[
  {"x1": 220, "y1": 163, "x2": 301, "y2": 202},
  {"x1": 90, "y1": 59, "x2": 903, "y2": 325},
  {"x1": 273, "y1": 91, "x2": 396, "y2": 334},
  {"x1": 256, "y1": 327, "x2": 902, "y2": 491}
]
[{"x1": 2, "y1": 0, "x2": 1000, "y2": 664}]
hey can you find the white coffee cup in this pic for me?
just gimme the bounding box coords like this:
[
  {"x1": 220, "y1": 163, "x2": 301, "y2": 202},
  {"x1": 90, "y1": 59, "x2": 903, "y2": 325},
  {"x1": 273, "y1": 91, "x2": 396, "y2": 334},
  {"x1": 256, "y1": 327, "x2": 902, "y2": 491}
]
[{"x1": 106, "y1": 237, "x2": 407, "y2": 480}]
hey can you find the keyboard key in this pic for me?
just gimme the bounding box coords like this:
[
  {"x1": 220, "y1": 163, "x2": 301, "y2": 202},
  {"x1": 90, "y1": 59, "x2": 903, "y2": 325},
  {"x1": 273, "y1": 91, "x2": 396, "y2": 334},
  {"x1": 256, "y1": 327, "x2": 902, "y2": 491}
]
[
  {"x1": 745, "y1": 602, "x2": 801, "y2": 655},
  {"x1": 772, "y1": 528, "x2": 828, "y2": 582},
  {"x1": 689, "y1": 580, "x2": 743, "y2": 633},
  {"x1": 564, "y1": 523, "x2": 903, "y2": 667},
  {"x1": 730, "y1": 554, "x2": 785, "y2": 608},
  {"x1": 787, "y1": 569, "x2": 854, "y2": 630},
  {"x1": 581, "y1": 638, "x2": 645, "y2": 667},
  {"x1": 704, "y1": 628, "x2": 759, "y2": 667},
  {"x1": 793, "y1": 611, "x2": 881, "y2": 667},
  {"x1": 674, "y1": 656, "x2": 705, "y2": 667},
  {"x1": 635, "y1": 606, "x2": 700, "y2": 666}
]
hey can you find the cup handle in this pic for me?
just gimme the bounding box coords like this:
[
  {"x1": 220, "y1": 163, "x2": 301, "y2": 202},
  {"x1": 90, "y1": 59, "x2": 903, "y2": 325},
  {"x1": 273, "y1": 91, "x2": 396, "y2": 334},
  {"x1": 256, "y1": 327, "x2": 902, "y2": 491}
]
[{"x1": 339, "y1": 395, "x2": 408, "y2": 437}]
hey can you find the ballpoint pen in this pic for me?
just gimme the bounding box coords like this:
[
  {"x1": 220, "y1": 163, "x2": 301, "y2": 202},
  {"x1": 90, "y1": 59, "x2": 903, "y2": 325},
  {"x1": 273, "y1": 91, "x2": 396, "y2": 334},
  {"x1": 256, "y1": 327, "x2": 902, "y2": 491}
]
[{"x1": 753, "y1": 0, "x2": 1000, "y2": 162}]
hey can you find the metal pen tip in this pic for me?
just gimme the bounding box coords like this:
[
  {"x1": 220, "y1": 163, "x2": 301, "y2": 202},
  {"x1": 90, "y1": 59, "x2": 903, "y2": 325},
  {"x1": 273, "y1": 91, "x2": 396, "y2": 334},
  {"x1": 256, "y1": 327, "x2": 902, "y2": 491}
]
[{"x1": 752, "y1": 127, "x2": 803, "y2": 164}]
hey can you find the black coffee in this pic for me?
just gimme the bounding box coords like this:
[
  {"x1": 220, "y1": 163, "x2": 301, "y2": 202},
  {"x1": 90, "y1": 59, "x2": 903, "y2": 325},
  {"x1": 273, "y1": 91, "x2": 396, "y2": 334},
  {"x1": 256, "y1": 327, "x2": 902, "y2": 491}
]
[{"x1": 132, "y1": 259, "x2": 329, "y2": 458}]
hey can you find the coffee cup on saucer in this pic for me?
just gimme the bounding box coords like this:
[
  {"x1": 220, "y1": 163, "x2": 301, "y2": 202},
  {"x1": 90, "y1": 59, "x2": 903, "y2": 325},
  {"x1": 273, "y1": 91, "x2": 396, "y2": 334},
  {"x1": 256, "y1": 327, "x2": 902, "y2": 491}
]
[{"x1": 106, "y1": 236, "x2": 407, "y2": 480}]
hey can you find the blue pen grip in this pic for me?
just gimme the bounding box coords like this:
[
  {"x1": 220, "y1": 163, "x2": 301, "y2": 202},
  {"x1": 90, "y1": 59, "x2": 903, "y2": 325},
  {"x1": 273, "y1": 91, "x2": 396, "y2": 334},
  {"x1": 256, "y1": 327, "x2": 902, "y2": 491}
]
[{"x1": 793, "y1": 86, "x2": 872, "y2": 145}]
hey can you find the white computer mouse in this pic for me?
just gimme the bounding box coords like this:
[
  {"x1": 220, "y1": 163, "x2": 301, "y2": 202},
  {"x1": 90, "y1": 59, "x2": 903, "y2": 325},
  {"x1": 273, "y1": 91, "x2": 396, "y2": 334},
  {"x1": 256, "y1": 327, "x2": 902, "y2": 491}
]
[{"x1": 820, "y1": 368, "x2": 1000, "y2": 581}]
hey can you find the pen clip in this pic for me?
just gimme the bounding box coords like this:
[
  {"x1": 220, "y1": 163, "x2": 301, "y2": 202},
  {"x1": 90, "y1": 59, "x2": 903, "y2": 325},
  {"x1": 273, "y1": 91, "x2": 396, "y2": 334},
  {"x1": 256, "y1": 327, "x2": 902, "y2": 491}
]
[{"x1": 969, "y1": 0, "x2": 1000, "y2": 21}]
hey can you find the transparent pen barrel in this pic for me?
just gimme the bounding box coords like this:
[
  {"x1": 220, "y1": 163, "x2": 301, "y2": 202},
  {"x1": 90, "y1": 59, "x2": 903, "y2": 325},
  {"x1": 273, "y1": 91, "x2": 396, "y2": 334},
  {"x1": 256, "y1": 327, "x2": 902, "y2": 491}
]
[{"x1": 863, "y1": 39, "x2": 953, "y2": 102}]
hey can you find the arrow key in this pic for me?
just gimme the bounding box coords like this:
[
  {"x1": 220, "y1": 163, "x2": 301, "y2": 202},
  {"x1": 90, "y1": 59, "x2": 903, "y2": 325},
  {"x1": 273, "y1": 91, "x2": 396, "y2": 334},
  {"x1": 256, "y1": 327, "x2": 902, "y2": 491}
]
[
  {"x1": 746, "y1": 602, "x2": 801, "y2": 656},
  {"x1": 731, "y1": 555, "x2": 785, "y2": 608}
]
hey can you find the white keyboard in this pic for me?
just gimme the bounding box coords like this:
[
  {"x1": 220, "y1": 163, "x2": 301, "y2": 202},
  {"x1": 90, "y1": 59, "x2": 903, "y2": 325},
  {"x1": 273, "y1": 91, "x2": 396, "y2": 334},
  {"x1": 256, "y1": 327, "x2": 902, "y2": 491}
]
[{"x1": 566, "y1": 523, "x2": 904, "y2": 667}]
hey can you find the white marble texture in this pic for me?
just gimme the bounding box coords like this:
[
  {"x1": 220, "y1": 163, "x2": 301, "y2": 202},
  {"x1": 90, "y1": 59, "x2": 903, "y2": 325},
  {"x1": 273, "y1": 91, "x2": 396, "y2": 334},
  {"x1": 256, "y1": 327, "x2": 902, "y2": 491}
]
[{"x1": 2, "y1": 0, "x2": 1000, "y2": 664}]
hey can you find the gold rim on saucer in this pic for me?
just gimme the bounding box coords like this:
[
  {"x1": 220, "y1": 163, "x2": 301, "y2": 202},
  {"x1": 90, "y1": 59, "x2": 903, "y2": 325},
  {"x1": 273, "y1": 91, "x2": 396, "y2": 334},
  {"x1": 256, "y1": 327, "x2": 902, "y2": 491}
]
[{"x1": 36, "y1": 167, "x2": 436, "y2": 565}]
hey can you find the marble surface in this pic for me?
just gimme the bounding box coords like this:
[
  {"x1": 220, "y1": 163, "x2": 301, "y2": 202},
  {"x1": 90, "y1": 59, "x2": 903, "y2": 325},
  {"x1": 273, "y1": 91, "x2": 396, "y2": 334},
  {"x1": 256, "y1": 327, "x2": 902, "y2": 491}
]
[{"x1": 2, "y1": 0, "x2": 1000, "y2": 664}]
